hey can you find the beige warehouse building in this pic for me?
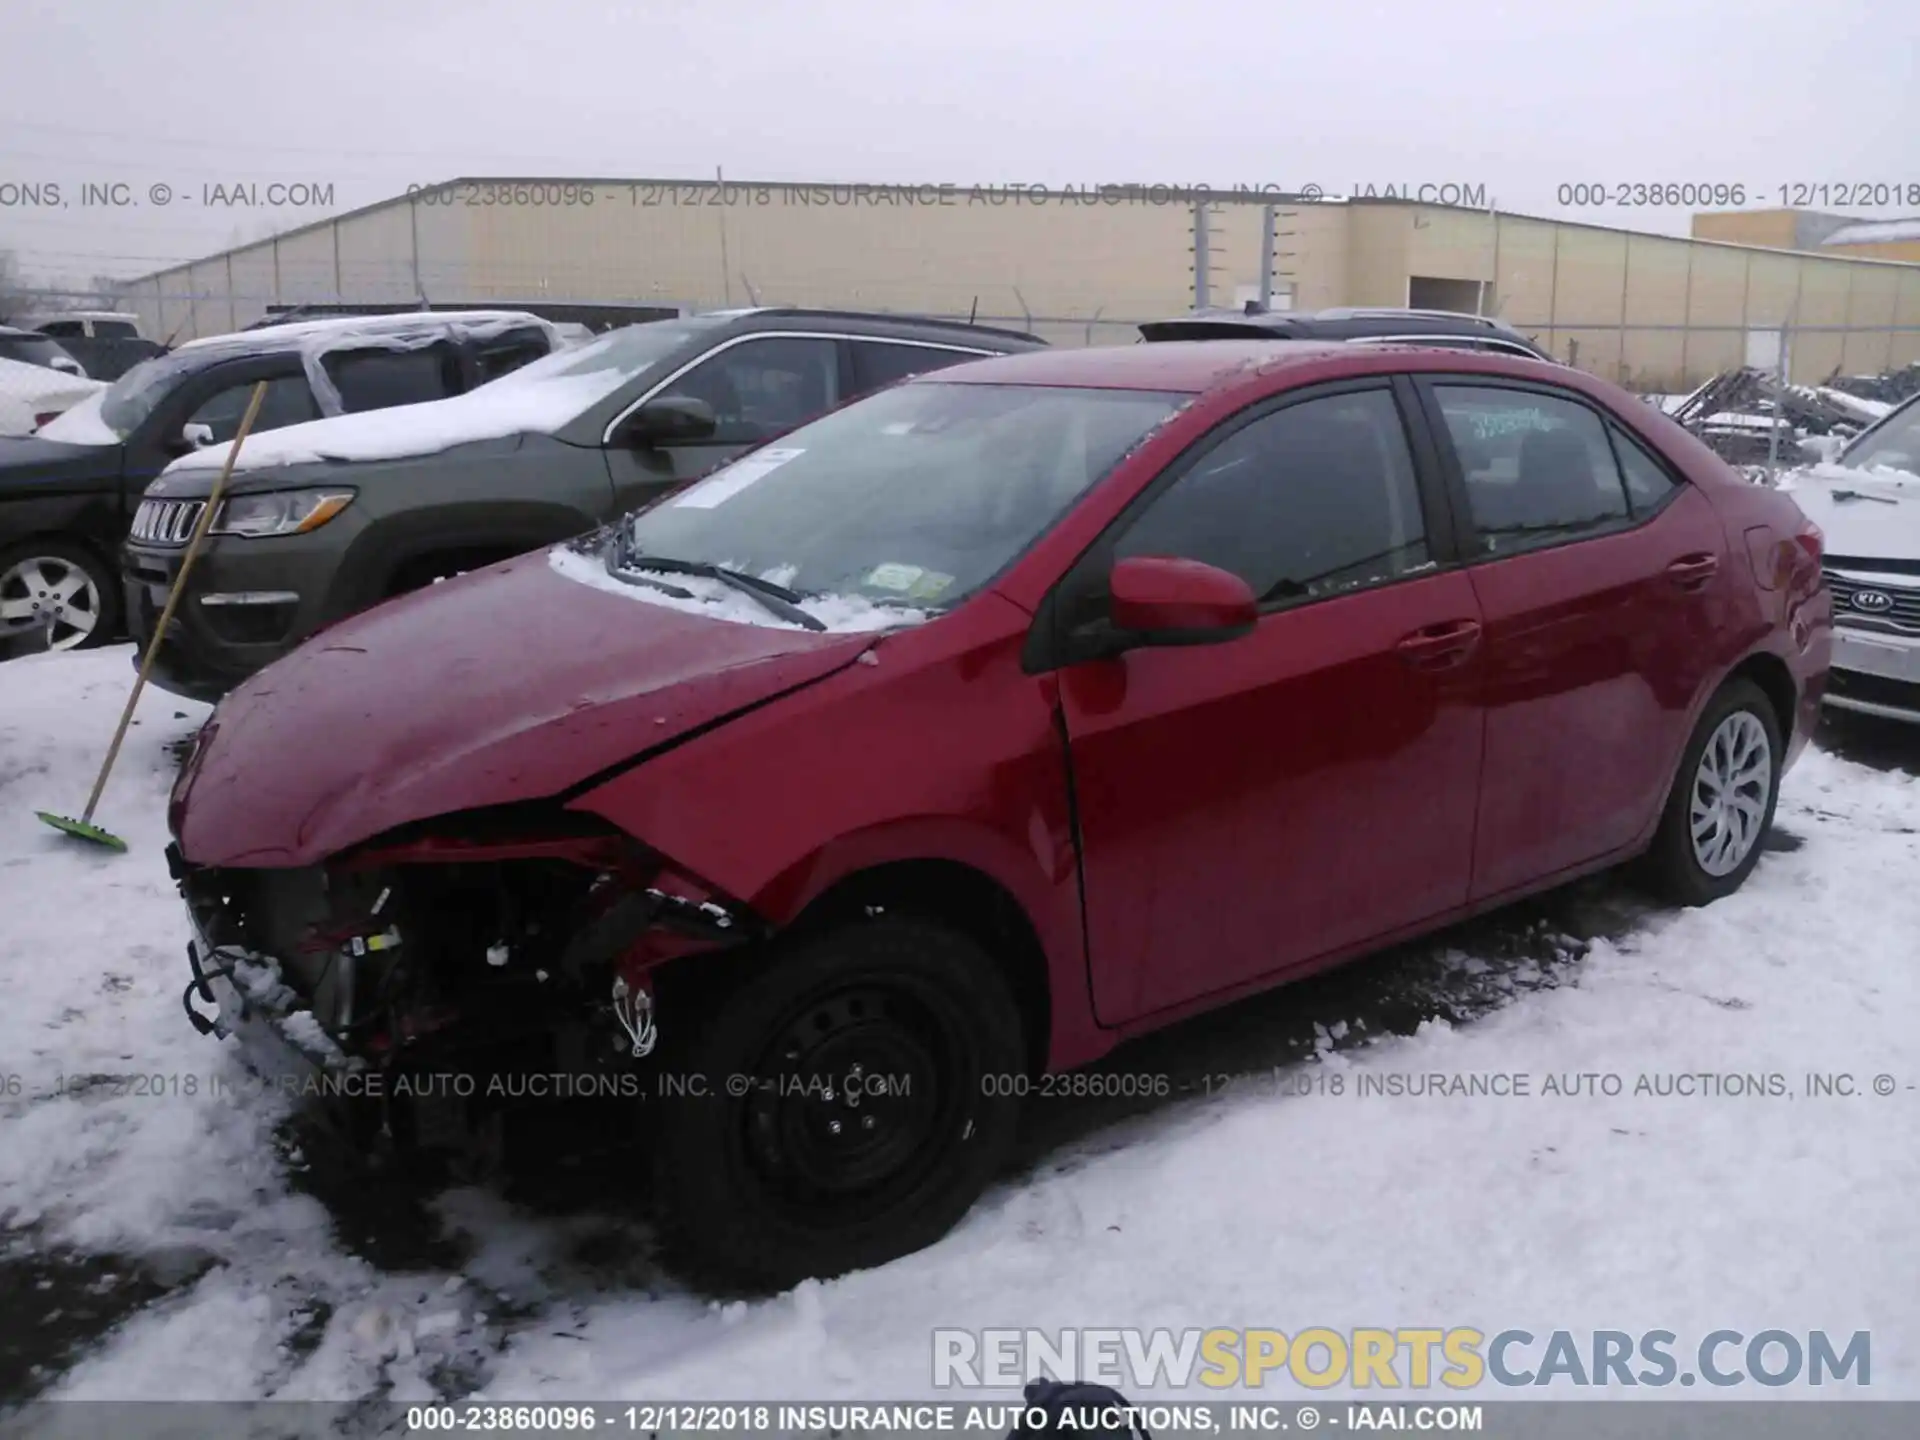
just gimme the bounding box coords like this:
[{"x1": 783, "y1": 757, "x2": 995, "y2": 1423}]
[{"x1": 116, "y1": 179, "x2": 1920, "y2": 391}]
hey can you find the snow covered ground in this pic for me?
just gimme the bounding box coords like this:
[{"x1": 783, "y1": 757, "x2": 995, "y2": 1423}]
[{"x1": 2, "y1": 646, "x2": 1918, "y2": 1409}]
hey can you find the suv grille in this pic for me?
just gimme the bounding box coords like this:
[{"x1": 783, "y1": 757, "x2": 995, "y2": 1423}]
[
  {"x1": 1824, "y1": 567, "x2": 1920, "y2": 634},
  {"x1": 130, "y1": 498, "x2": 209, "y2": 545}
]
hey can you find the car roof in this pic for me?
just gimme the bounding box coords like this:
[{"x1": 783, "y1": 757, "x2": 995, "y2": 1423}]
[
  {"x1": 929, "y1": 339, "x2": 1355, "y2": 391},
  {"x1": 930, "y1": 337, "x2": 1574, "y2": 398},
  {"x1": 708, "y1": 306, "x2": 1044, "y2": 348},
  {"x1": 1139, "y1": 306, "x2": 1542, "y2": 347},
  {"x1": 171, "y1": 309, "x2": 552, "y2": 360}
]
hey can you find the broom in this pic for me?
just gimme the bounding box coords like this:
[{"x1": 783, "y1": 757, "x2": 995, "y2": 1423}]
[{"x1": 38, "y1": 381, "x2": 270, "y2": 852}]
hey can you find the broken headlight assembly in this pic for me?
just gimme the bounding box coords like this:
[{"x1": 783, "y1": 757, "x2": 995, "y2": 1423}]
[{"x1": 212, "y1": 488, "x2": 355, "y2": 537}]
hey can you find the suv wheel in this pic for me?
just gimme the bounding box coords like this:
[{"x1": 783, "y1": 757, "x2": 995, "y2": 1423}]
[
  {"x1": 0, "y1": 540, "x2": 119, "y2": 651},
  {"x1": 1643, "y1": 677, "x2": 1782, "y2": 905},
  {"x1": 652, "y1": 917, "x2": 1025, "y2": 1289}
]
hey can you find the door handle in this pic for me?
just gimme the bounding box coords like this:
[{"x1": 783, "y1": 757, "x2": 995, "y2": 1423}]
[
  {"x1": 1395, "y1": 618, "x2": 1482, "y2": 670},
  {"x1": 1666, "y1": 552, "x2": 1719, "y2": 590}
]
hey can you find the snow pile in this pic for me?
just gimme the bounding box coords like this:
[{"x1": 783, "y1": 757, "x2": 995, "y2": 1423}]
[
  {"x1": 2, "y1": 647, "x2": 1917, "y2": 1404},
  {"x1": 163, "y1": 371, "x2": 618, "y2": 476},
  {"x1": 0, "y1": 357, "x2": 106, "y2": 438},
  {"x1": 1815, "y1": 388, "x2": 1894, "y2": 423},
  {"x1": 29, "y1": 390, "x2": 118, "y2": 446},
  {"x1": 547, "y1": 543, "x2": 930, "y2": 634}
]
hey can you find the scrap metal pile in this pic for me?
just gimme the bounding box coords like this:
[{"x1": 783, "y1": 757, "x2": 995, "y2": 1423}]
[{"x1": 1663, "y1": 367, "x2": 1886, "y2": 466}]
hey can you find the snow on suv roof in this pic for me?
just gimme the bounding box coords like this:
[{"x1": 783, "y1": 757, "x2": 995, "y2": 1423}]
[{"x1": 176, "y1": 309, "x2": 550, "y2": 354}]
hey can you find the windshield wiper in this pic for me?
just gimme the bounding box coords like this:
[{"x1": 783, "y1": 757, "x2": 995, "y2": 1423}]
[{"x1": 622, "y1": 550, "x2": 826, "y2": 632}]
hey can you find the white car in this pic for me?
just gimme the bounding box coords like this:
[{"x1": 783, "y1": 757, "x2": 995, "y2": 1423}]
[
  {"x1": 16, "y1": 310, "x2": 147, "y2": 341},
  {"x1": 0, "y1": 356, "x2": 107, "y2": 438},
  {"x1": 1782, "y1": 393, "x2": 1920, "y2": 723},
  {"x1": 0, "y1": 325, "x2": 88, "y2": 376}
]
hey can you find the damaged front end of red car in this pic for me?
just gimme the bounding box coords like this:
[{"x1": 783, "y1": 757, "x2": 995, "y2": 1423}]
[{"x1": 172, "y1": 803, "x2": 757, "y2": 1169}]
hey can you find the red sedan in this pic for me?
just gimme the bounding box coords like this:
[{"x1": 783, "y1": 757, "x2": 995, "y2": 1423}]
[{"x1": 168, "y1": 340, "x2": 1830, "y2": 1286}]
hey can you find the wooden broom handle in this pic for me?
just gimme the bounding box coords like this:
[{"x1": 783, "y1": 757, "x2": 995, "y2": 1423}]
[{"x1": 80, "y1": 381, "x2": 270, "y2": 824}]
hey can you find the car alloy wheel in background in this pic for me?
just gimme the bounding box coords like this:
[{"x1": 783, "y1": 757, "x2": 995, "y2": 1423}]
[{"x1": 0, "y1": 550, "x2": 106, "y2": 651}]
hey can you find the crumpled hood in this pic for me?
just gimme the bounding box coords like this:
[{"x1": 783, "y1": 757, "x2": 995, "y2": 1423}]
[
  {"x1": 1781, "y1": 464, "x2": 1920, "y2": 563},
  {"x1": 175, "y1": 547, "x2": 873, "y2": 867}
]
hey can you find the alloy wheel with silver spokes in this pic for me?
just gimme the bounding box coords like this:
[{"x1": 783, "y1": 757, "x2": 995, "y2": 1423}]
[
  {"x1": 0, "y1": 552, "x2": 105, "y2": 651},
  {"x1": 1689, "y1": 709, "x2": 1773, "y2": 877}
]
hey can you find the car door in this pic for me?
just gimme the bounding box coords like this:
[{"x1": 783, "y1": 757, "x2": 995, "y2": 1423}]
[
  {"x1": 125, "y1": 360, "x2": 320, "y2": 507},
  {"x1": 1046, "y1": 381, "x2": 1487, "y2": 1024},
  {"x1": 1414, "y1": 378, "x2": 1729, "y2": 899},
  {"x1": 601, "y1": 333, "x2": 843, "y2": 517}
]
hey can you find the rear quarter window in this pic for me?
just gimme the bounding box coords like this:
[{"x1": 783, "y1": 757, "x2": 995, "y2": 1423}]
[
  {"x1": 322, "y1": 343, "x2": 463, "y2": 412},
  {"x1": 473, "y1": 328, "x2": 555, "y2": 384}
]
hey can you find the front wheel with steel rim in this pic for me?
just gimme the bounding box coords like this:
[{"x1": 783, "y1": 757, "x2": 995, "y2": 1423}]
[
  {"x1": 651, "y1": 917, "x2": 1026, "y2": 1290},
  {"x1": 1644, "y1": 677, "x2": 1783, "y2": 906},
  {"x1": 0, "y1": 540, "x2": 119, "y2": 652}
]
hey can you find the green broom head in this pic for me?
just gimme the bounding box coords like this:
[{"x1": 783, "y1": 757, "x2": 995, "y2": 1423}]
[{"x1": 36, "y1": 812, "x2": 129, "y2": 852}]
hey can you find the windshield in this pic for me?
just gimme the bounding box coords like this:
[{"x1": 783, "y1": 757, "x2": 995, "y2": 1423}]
[
  {"x1": 58, "y1": 350, "x2": 213, "y2": 441},
  {"x1": 1841, "y1": 397, "x2": 1920, "y2": 475},
  {"x1": 613, "y1": 381, "x2": 1184, "y2": 615},
  {"x1": 480, "y1": 316, "x2": 727, "y2": 411}
]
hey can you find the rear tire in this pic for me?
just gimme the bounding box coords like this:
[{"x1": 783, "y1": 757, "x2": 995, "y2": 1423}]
[
  {"x1": 0, "y1": 538, "x2": 119, "y2": 651},
  {"x1": 651, "y1": 917, "x2": 1025, "y2": 1290},
  {"x1": 1642, "y1": 677, "x2": 1782, "y2": 906}
]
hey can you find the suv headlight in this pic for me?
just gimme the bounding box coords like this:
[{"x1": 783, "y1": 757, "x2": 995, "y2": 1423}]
[{"x1": 211, "y1": 489, "x2": 354, "y2": 537}]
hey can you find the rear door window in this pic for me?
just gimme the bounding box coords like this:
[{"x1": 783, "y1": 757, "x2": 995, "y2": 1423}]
[
  {"x1": 322, "y1": 343, "x2": 462, "y2": 412},
  {"x1": 37, "y1": 321, "x2": 84, "y2": 338},
  {"x1": 91, "y1": 319, "x2": 141, "y2": 338},
  {"x1": 1431, "y1": 385, "x2": 1632, "y2": 556}
]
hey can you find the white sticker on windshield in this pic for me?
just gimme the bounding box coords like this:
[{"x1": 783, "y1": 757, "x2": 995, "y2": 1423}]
[
  {"x1": 865, "y1": 562, "x2": 925, "y2": 592},
  {"x1": 672, "y1": 447, "x2": 805, "y2": 509}
]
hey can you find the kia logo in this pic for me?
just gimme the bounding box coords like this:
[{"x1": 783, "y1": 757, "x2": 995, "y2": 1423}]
[{"x1": 1851, "y1": 589, "x2": 1895, "y2": 614}]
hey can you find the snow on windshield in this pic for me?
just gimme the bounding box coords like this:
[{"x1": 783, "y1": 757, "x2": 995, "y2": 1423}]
[{"x1": 547, "y1": 541, "x2": 929, "y2": 634}]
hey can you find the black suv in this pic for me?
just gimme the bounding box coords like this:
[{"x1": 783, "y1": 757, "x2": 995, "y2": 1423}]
[
  {"x1": 1, "y1": 311, "x2": 559, "y2": 651},
  {"x1": 1139, "y1": 305, "x2": 1554, "y2": 360},
  {"x1": 124, "y1": 308, "x2": 1045, "y2": 699}
]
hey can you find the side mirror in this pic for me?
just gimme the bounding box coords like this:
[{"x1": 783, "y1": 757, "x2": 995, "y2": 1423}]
[
  {"x1": 1107, "y1": 555, "x2": 1257, "y2": 646},
  {"x1": 616, "y1": 396, "x2": 717, "y2": 448},
  {"x1": 177, "y1": 422, "x2": 216, "y2": 452}
]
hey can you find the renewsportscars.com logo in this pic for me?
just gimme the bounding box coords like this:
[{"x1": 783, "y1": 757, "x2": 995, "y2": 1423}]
[{"x1": 932, "y1": 1328, "x2": 1871, "y2": 1391}]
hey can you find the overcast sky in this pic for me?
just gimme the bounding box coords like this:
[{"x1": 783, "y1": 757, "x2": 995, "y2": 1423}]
[{"x1": 2, "y1": 0, "x2": 1913, "y2": 294}]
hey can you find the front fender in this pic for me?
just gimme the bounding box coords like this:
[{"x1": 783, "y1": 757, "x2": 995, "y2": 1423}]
[{"x1": 565, "y1": 595, "x2": 1111, "y2": 1069}]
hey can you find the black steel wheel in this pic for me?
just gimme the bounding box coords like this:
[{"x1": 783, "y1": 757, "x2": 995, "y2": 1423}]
[{"x1": 652, "y1": 916, "x2": 1025, "y2": 1289}]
